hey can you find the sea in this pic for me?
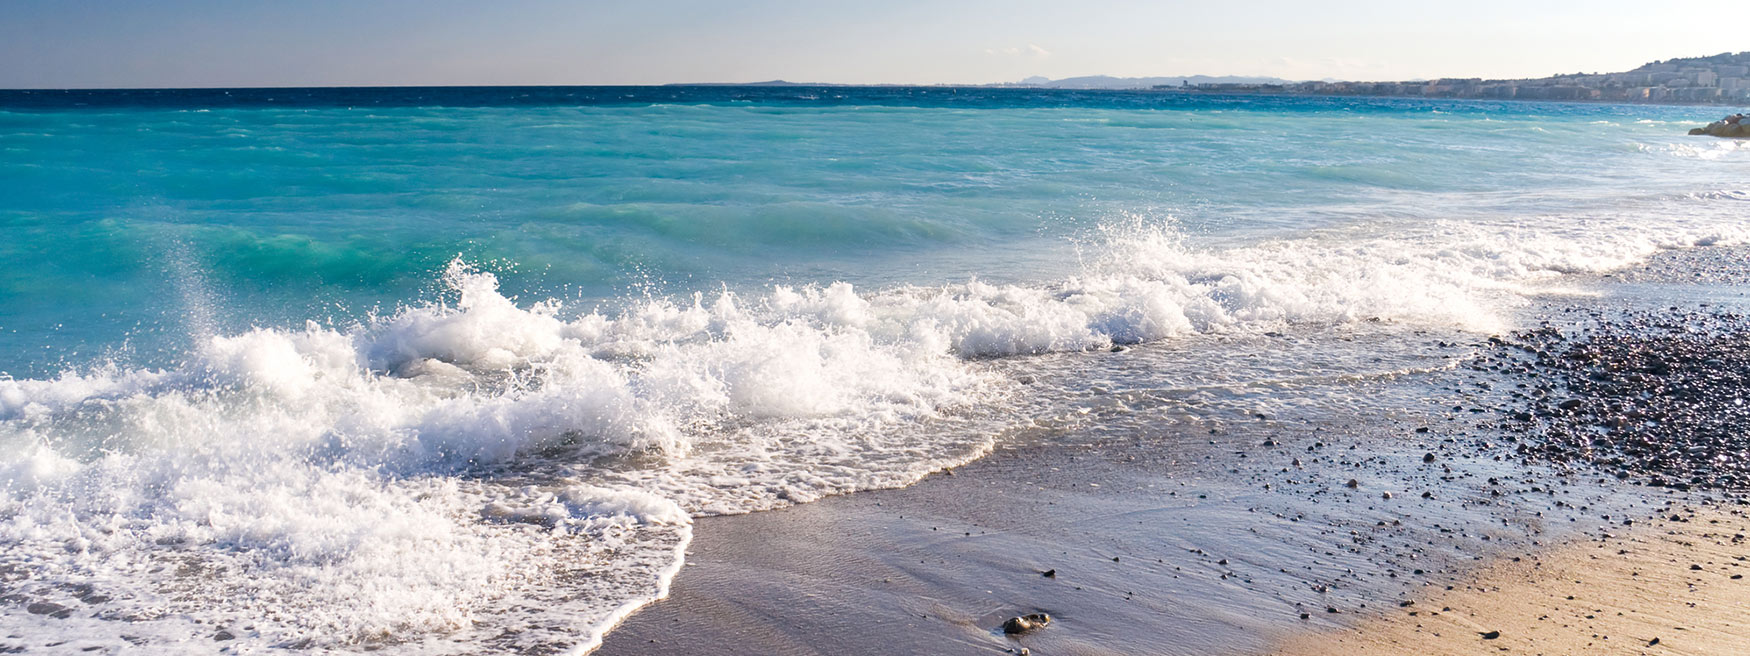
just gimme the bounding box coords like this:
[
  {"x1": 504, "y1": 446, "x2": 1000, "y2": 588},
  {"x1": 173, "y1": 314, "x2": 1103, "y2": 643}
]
[{"x1": 0, "y1": 86, "x2": 1744, "y2": 654}]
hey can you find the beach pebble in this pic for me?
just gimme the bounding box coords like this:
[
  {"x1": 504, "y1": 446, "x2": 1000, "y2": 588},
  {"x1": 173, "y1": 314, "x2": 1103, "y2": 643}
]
[
  {"x1": 25, "y1": 602, "x2": 71, "y2": 619},
  {"x1": 1002, "y1": 613, "x2": 1052, "y2": 635}
]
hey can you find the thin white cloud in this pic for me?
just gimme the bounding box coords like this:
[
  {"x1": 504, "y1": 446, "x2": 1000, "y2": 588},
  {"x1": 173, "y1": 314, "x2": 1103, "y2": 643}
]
[
  {"x1": 1271, "y1": 56, "x2": 1389, "y2": 79},
  {"x1": 985, "y1": 44, "x2": 1052, "y2": 58}
]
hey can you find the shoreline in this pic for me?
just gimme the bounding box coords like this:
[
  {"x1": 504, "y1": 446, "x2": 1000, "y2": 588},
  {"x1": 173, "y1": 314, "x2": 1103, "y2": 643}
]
[{"x1": 596, "y1": 246, "x2": 1750, "y2": 655}]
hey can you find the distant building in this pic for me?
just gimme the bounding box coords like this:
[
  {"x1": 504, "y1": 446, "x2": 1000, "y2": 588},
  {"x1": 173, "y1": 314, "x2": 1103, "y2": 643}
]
[{"x1": 1171, "y1": 51, "x2": 1750, "y2": 105}]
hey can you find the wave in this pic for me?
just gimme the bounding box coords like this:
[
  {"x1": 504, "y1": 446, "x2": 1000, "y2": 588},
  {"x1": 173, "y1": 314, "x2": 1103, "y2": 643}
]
[{"x1": 1, "y1": 213, "x2": 1744, "y2": 652}]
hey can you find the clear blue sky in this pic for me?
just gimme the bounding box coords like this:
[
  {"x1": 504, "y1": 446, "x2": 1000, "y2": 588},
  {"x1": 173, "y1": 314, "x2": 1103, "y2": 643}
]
[{"x1": 3, "y1": 0, "x2": 1743, "y2": 88}]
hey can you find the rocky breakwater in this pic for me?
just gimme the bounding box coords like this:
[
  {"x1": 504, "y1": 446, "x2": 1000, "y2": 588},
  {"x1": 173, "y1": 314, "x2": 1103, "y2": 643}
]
[{"x1": 1688, "y1": 113, "x2": 1750, "y2": 137}]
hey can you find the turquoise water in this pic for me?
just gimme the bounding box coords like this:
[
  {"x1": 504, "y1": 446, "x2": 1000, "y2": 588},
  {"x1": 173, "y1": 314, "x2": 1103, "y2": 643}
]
[
  {"x1": 4, "y1": 91, "x2": 1737, "y2": 374},
  {"x1": 1, "y1": 88, "x2": 1746, "y2": 653}
]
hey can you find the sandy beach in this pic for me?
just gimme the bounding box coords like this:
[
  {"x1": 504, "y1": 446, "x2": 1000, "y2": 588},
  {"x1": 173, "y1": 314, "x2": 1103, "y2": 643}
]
[{"x1": 1276, "y1": 506, "x2": 1750, "y2": 655}]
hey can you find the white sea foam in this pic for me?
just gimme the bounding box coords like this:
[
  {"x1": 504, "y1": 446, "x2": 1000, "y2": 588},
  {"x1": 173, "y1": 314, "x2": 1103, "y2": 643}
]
[
  {"x1": 1645, "y1": 137, "x2": 1750, "y2": 159},
  {"x1": 2, "y1": 209, "x2": 1747, "y2": 652}
]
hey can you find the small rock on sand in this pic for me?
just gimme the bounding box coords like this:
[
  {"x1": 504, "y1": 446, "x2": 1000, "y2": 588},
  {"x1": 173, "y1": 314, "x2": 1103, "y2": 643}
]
[{"x1": 1002, "y1": 613, "x2": 1052, "y2": 635}]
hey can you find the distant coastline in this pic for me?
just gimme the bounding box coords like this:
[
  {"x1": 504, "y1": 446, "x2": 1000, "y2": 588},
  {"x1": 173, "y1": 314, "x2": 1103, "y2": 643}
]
[
  {"x1": 1161, "y1": 87, "x2": 1747, "y2": 107},
  {"x1": 8, "y1": 52, "x2": 1750, "y2": 109},
  {"x1": 1019, "y1": 51, "x2": 1750, "y2": 106},
  {"x1": 0, "y1": 85, "x2": 1739, "y2": 112},
  {"x1": 8, "y1": 50, "x2": 1750, "y2": 109},
  {"x1": 676, "y1": 51, "x2": 1750, "y2": 108}
]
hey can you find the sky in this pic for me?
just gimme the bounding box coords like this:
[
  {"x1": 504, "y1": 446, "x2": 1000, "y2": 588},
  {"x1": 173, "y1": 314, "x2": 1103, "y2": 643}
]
[{"x1": 3, "y1": 0, "x2": 1745, "y2": 88}]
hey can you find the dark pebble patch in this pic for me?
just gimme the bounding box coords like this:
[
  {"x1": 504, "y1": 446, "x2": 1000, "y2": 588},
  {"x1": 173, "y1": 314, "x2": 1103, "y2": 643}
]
[{"x1": 1481, "y1": 310, "x2": 1750, "y2": 496}]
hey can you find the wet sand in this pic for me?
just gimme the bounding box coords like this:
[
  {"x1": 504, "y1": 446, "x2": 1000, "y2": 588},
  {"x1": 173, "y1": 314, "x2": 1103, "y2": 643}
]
[
  {"x1": 597, "y1": 246, "x2": 1750, "y2": 656},
  {"x1": 598, "y1": 398, "x2": 1673, "y2": 655}
]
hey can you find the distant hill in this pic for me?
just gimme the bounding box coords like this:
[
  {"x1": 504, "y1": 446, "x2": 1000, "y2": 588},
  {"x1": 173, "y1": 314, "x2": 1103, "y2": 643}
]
[
  {"x1": 667, "y1": 80, "x2": 826, "y2": 87},
  {"x1": 995, "y1": 75, "x2": 1294, "y2": 89},
  {"x1": 666, "y1": 76, "x2": 1294, "y2": 89}
]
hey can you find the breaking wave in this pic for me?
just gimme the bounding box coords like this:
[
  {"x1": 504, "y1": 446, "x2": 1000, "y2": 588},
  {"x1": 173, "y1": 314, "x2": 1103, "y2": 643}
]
[{"x1": 1, "y1": 214, "x2": 1743, "y2": 653}]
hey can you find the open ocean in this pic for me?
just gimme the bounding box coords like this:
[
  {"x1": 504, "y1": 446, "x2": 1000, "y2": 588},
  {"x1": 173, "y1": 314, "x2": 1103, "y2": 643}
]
[{"x1": 1, "y1": 86, "x2": 1745, "y2": 653}]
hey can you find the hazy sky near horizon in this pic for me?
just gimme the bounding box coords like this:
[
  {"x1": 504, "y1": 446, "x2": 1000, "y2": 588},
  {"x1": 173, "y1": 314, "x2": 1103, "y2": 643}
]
[{"x1": 4, "y1": 0, "x2": 1743, "y2": 88}]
